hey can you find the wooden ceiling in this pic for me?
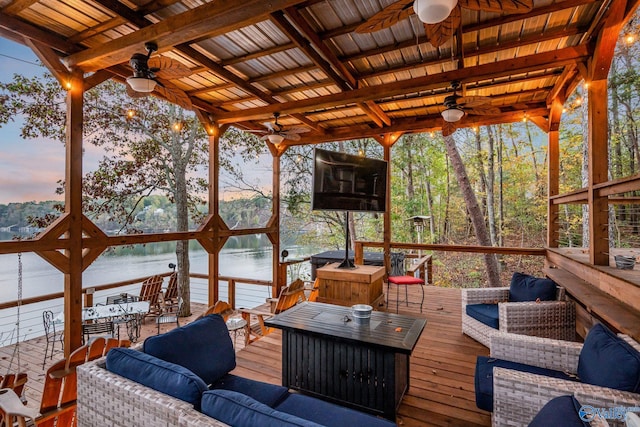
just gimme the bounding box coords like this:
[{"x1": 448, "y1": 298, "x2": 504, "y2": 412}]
[{"x1": 0, "y1": 0, "x2": 635, "y2": 143}]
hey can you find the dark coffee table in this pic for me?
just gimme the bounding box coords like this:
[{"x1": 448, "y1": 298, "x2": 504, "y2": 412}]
[{"x1": 264, "y1": 302, "x2": 426, "y2": 420}]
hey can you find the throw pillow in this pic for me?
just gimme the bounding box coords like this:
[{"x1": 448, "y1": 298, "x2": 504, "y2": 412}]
[
  {"x1": 528, "y1": 395, "x2": 590, "y2": 427},
  {"x1": 106, "y1": 347, "x2": 208, "y2": 409},
  {"x1": 577, "y1": 323, "x2": 640, "y2": 392},
  {"x1": 144, "y1": 314, "x2": 236, "y2": 385},
  {"x1": 509, "y1": 272, "x2": 557, "y2": 302},
  {"x1": 201, "y1": 390, "x2": 323, "y2": 427}
]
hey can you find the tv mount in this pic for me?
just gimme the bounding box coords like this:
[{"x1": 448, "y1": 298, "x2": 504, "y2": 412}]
[{"x1": 338, "y1": 211, "x2": 356, "y2": 269}]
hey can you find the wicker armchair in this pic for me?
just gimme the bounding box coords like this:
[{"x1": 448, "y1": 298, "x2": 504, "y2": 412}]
[
  {"x1": 490, "y1": 332, "x2": 640, "y2": 427},
  {"x1": 461, "y1": 285, "x2": 576, "y2": 347}
]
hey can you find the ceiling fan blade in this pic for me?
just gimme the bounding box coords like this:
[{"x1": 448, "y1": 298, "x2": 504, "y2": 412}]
[
  {"x1": 466, "y1": 106, "x2": 501, "y2": 115},
  {"x1": 457, "y1": 95, "x2": 492, "y2": 108},
  {"x1": 424, "y1": 6, "x2": 460, "y2": 47},
  {"x1": 459, "y1": 0, "x2": 533, "y2": 13},
  {"x1": 155, "y1": 84, "x2": 193, "y2": 110},
  {"x1": 355, "y1": 0, "x2": 414, "y2": 33},
  {"x1": 442, "y1": 120, "x2": 457, "y2": 137},
  {"x1": 150, "y1": 57, "x2": 192, "y2": 79},
  {"x1": 283, "y1": 127, "x2": 310, "y2": 134},
  {"x1": 245, "y1": 129, "x2": 268, "y2": 134},
  {"x1": 263, "y1": 122, "x2": 276, "y2": 131}
]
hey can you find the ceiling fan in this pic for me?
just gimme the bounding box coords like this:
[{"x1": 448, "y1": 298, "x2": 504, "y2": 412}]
[
  {"x1": 440, "y1": 81, "x2": 500, "y2": 136},
  {"x1": 126, "y1": 42, "x2": 193, "y2": 110},
  {"x1": 356, "y1": 0, "x2": 533, "y2": 47},
  {"x1": 248, "y1": 113, "x2": 310, "y2": 144}
]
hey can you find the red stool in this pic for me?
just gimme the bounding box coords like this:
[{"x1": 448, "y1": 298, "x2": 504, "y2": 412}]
[{"x1": 387, "y1": 275, "x2": 425, "y2": 313}]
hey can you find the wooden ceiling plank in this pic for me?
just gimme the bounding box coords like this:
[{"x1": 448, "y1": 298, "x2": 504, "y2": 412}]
[
  {"x1": 62, "y1": 0, "x2": 309, "y2": 72},
  {"x1": 1, "y1": 0, "x2": 39, "y2": 15},
  {"x1": 0, "y1": 12, "x2": 79, "y2": 53},
  {"x1": 220, "y1": 42, "x2": 296, "y2": 66},
  {"x1": 214, "y1": 45, "x2": 590, "y2": 123}
]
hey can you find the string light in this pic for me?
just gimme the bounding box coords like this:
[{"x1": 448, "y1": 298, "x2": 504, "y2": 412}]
[
  {"x1": 625, "y1": 33, "x2": 636, "y2": 44},
  {"x1": 173, "y1": 122, "x2": 182, "y2": 132},
  {"x1": 358, "y1": 149, "x2": 364, "y2": 156},
  {"x1": 522, "y1": 113, "x2": 528, "y2": 122},
  {"x1": 575, "y1": 97, "x2": 582, "y2": 106},
  {"x1": 126, "y1": 109, "x2": 136, "y2": 119},
  {"x1": 64, "y1": 81, "x2": 72, "y2": 91}
]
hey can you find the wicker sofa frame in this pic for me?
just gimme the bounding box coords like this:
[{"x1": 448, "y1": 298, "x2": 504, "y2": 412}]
[
  {"x1": 77, "y1": 359, "x2": 229, "y2": 427},
  {"x1": 490, "y1": 332, "x2": 640, "y2": 427},
  {"x1": 461, "y1": 286, "x2": 576, "y2": 347}
]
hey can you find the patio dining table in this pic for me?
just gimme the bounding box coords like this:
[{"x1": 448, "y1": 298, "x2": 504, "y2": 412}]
[{"x1": 54, "y1": 301, "x2": 150, "y2": 341}]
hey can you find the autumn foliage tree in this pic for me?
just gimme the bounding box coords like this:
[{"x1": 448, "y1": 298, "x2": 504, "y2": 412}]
[{"x1": 0, "y1": 74, "x2": 216, "y2": 315}]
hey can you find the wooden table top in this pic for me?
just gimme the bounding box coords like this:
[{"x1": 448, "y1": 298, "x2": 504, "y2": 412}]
[{"x1": 264, "y1": 302, "x2": 426, "y2": 354}]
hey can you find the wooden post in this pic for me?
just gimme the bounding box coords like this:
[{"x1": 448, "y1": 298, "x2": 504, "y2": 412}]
[
  {"x1": 383, "y1": 143, "x2": 391, "y2": 275},
  {"x1": 547, "y1": 129, "x2": 560, "y2": 248},
  {"x1": 272, "y1": 153, "x2": 281, "y2": 298},
  {"x1": 208, "y1": 126, "x2": 220, "y2": 307},
  {"x1": 63, "y1": 70, "x2": 84, "y2": 355},
  {"x1": 588, "y1": 79, "x2": 609, "y2": 266}
]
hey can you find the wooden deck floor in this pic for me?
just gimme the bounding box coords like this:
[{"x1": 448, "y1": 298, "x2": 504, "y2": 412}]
[
  {"x1": 232, "y1": 287, "x2": 491, "y2": 427},
  {"x1": 0, "y1": 287, "x2": 490, "y2": 427}
]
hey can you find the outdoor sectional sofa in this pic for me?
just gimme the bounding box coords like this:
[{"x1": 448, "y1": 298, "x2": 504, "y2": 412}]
[{"x1": 76, "y1": 314, "x2": 397, "y2": 427}]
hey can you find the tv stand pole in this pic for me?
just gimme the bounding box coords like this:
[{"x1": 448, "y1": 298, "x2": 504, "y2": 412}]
[{"x1": 338, "y1": 211, "x2": 356, "y2": 269}]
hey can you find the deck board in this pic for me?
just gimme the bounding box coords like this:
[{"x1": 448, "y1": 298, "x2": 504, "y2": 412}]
[{"x1": 0, "y1": 286, "x2": 490, "y2": 426}]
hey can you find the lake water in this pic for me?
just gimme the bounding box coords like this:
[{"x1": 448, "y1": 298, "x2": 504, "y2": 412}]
[{"x1": 0, "y1": 245, "x2": 313, "y2": 344}]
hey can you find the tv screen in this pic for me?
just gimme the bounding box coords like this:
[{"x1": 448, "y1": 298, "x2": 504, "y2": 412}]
[{"x1": 311, "y1": 148, "x2": 387, "y2": 212}]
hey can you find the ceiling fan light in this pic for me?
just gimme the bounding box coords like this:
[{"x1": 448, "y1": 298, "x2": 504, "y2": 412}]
[
  {"x1": 414, "y1": 0, "x2": 458, "y2": 24},
  {"x1": 126, "y1": 76, "x2": 156, "y2": 93},
  {"x1": 441, "y1": 108, "x2": 464, "y2": 122},
  {"x1": 267, "y1": 134, "x2": 285, "y2": 145}
]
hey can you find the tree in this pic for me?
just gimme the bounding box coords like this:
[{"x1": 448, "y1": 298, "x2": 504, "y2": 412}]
[
  {"x1": 0, "y1": 74, "x2": 231, "y2": 315},
  {"x1": 444, "y1": 134, "x2": 501, "y2": 287}
]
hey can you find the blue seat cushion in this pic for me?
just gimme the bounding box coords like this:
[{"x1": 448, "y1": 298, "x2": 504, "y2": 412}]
[
  {"x1": 106, "y1": 347, "x2": 208, "y2": 409},
  {"x1": 275, "y1": 393, "x2": 397, "y2": 427},
  {"x1": 528, "y1": 395, "x2": 589, "y2": 427},
  {"x1": 144, "y1": 314, "x2": 235, "y2": 385},
  {"x1": 201, "y1": 390, "x2": 323, "y2": 427},
  {"x1": 509, "y1": 272, "x2": 557, "y2": 302},
  {"x1": 466, "y1": 304, "x2": 499, "y2": 329},
  {"x1": 210, "y1": 373, "x2": 289, "y2": 407},
  {"x1": 578, "y1": 323, "x2": 640, "y2": 392},
  {"x1": 475, "y1": 356, "x2": 578, "y2": 412}
]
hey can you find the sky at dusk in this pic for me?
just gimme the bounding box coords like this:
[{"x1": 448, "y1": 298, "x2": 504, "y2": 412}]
[{"x1": 0, "y1": 38, "x2": 271, "y2": 205}]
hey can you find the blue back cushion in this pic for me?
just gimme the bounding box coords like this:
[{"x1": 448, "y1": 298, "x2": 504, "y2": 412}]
[
  {"x1": 275, "y1": 393, "x2": 397, "y2": 427},
  {"x1": 210, "y1": 373, "x2": 289, "y2": 407},
  {"x1": 474, "y1": 356, "x2": 578, "y2": 412},
  {"x1": 201, "y1": 390, "x2": 323, "y2": 427},
  {"x1": 106, "y1": 347, "x2": 208, "y2": 409},
  {"x1": 528, "y1": 395, "x2": 589, "y2": 427},
  {"x1": 509, "y1": 272, "x2": 557, "y2": 302},
  {"x1": 143, "y1": 314, "x2": 235, "y2": 385},
  {"x1": 578, "y1": 323, "x2": 640, "y2": 392},
  {"x1": 465, "y1": 304, "x2": 499, "y2": 329}
]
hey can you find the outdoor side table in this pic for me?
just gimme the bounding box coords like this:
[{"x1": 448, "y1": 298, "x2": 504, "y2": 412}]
[{"x1": 226, "y1": 317, "x2": 247, "y2": 348}]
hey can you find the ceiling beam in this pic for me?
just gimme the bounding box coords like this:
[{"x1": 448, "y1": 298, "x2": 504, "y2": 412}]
[
  {"x1": 63, "y1": 0, "x2": 309, "y2": 72},
  {"x1": 280, "y1": 107, "x2": 550, "y2": 145},
  {"x1": 214, "y1": 45, "x2": 590, "y2": 123}
]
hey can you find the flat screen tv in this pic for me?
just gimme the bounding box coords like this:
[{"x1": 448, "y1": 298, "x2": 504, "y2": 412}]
[{"x1": 312, "y1": 148, "x2": 387, "y2": 213}]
